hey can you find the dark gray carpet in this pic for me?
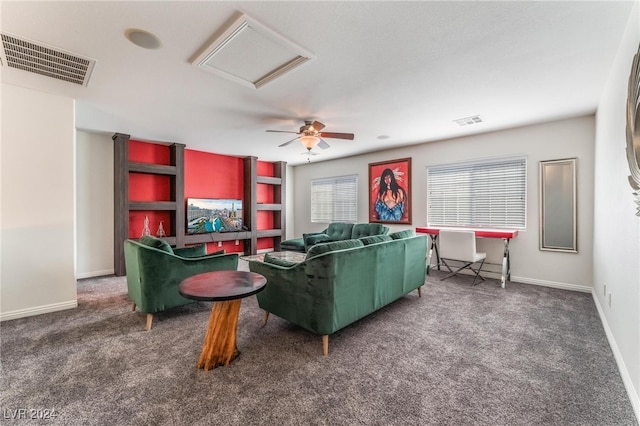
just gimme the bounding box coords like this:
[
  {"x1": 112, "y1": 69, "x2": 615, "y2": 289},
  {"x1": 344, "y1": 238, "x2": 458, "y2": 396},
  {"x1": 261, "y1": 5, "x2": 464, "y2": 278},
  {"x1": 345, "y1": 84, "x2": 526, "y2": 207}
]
[{"x1": 0, "y1": 261, "x2": 636, "y2": 425}]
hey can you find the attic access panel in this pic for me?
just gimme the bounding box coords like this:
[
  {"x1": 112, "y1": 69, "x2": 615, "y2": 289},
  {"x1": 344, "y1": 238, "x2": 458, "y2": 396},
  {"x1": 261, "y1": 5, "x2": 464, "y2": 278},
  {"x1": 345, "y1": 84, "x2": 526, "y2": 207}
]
[{"x1": 192, "y1": 14, "x2": 314, "y2": 89}]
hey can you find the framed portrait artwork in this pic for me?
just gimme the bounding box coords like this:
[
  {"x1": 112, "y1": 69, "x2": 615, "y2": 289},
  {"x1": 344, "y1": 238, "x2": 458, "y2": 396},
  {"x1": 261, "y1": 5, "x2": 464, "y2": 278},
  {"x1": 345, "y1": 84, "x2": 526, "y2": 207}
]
[{"x1": 368, "y1": 157, "x2": 412, "y2": 224}]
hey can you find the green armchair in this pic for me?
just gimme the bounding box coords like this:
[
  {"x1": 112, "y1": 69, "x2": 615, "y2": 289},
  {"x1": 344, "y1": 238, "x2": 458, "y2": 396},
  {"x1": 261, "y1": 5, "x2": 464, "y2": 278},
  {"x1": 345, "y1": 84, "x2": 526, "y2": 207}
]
[{"x1": 124, "y1": 236, "x2": 239, "y2": 330}]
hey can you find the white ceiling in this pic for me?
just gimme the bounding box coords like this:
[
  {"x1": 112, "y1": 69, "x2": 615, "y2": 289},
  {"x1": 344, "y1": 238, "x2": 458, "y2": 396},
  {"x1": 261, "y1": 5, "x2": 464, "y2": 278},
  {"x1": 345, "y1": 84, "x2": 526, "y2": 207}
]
[{"x1": 0, "y1": 1, "x2": 635, "y2": 166}]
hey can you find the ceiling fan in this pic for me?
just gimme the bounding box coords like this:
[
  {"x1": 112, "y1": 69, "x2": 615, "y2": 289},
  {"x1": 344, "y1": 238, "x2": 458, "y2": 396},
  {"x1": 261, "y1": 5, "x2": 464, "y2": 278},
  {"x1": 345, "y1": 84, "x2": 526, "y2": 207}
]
[{"x1": 266, "y1": 120, "x2": 355, "y2": 151}]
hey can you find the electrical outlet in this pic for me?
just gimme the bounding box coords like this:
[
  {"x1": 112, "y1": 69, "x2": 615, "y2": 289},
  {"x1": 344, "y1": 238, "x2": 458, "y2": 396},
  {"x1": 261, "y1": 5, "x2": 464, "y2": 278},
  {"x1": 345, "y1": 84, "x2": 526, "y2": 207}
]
[
  {"x1": 218, "y1": 241, "x2": 222, "y2": 247},
  {"x1": 608, "y1": 291, "x2": 612, "y2": 307},
  {"x1": 603, "y1": 283, "x2": 607, "y2": 296}
]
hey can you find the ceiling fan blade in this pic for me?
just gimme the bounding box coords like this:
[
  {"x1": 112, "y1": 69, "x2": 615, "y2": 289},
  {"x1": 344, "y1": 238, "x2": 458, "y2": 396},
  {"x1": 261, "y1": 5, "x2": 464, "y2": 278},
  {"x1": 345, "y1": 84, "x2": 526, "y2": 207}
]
[
  {"x1": 278, "y1": 137, "x2": 300, "y2": 147},
  {"x1": 266, "y1": 130, "x2": 300, "y2": 134},
  {"x1": 310, "y1": 121, "x2": 325, "y2": 132},
  {"x1": 317, "y1": 138, "x2": 331, "y2": 150},
  {"x1": 318, "y1": 132, "x2": 354, "y2": 140}
]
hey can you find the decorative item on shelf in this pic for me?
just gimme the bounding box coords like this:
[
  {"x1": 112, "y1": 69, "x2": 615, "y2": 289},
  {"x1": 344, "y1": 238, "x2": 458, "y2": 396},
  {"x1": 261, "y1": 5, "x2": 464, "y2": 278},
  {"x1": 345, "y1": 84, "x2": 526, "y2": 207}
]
[
  {"x1": 156, "y1": 221, "x2": 166, "y2": 238},
  {"x1": 141, "y1": 215, "x2": 151, "y2": 237}
]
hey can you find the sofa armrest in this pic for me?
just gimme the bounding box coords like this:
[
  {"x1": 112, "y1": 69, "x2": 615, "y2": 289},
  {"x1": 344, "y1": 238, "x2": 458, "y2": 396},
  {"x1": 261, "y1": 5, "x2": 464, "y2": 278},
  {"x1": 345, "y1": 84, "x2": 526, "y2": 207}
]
[
  {"x1": 263, "y1": 253, "x2": 300, "y2": 268},
  {"x1": 248, "y1": 259, "x2": 313, "y2": 330},
  {"x1": 280, "y1": 237, "x2": 306, "y2": 253}
]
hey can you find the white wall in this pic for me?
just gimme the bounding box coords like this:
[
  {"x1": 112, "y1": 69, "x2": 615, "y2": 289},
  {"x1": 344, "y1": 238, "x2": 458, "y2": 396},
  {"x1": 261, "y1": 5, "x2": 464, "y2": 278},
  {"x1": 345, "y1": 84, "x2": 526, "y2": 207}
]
[
  {"x1": 285, "y1": 164, "x2": 295, "y2": 240},
  {"x1": 594, "y1": 1, "x2": 640, "y2": 417},
  {"x1": 76, "y1": 131, "x2": 114, "y2": 278},
  {"x1": 1, "y1": 83, "x2": 77, "y2": 320},
  {"x1": 293, "y1": 116, "x2": 595, "y2": 292}
]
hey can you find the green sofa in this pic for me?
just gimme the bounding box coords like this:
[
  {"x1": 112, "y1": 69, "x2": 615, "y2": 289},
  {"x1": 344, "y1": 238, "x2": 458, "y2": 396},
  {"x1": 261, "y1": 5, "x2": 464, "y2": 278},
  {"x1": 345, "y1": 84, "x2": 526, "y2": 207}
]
[
  {"x1": 249, "y1": 230, "x2": 427, "y2": 355},
  {"x1": 124, "y1": 236, "x2": 239, "y2": 330},
  {"x1": 279, "y1": 222, "x2": 389, "y2": 252}
]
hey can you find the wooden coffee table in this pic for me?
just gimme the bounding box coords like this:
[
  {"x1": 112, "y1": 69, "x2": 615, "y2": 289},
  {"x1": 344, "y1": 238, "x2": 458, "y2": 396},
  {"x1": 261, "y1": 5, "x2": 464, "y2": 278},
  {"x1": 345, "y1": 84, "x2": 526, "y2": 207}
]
[{"x1": 179, "y1": 270, "x2": 267, "y2": 370}]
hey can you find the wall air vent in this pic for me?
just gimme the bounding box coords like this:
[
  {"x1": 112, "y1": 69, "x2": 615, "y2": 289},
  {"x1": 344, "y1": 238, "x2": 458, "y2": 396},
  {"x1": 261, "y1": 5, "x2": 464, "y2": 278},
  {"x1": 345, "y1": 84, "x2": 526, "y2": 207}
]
[
  {"x1": 0, "y1": 33, "x2": 95, "y2": 86},
  {"x1": 192, "y1": 14, "x2": 314, "y2": 89},
  {"x1": 453, "y1": 115, "x2": 483, "y2": 126}
]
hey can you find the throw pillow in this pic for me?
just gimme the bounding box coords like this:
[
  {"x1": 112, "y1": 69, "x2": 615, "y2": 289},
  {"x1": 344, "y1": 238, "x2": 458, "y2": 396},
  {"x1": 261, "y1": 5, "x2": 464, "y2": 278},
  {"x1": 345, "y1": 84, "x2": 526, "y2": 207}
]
[
  {"x1": 359, "y1": 235, "x2": 393, "y2": 245},
  {"x1": 139, "y1": 236, "x2": 173, "y2": 253},
  {"x1": 306, "y1": 239, "x2": 364, "y2": 259},
  {"x1": 304, "y1": 233, "x2": 331, "y2": 250},
  {"x1": 389, "y1": 229, "x2": 415, "y2": 239}
]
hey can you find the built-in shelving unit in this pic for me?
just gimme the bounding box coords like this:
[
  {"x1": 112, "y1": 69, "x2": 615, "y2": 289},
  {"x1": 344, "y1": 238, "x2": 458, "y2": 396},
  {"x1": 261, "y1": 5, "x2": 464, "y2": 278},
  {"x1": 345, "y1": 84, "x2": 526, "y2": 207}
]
[
  {"x1": 113, "y1": 133, "x2": 185, "y2": 276},
  {"x1": 114, "y1": 136, "x2": 286, "y2": 275},
  {"x1": 244, "y1": 157, "x2": 286, "y2": 254}
]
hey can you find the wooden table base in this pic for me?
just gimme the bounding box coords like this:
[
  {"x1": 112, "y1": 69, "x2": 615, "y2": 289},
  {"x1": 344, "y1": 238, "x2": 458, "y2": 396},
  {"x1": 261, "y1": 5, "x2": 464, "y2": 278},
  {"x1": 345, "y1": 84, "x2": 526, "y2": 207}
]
[{"x1": 197, "y1": 300, "x2": 242, "y2": 370}]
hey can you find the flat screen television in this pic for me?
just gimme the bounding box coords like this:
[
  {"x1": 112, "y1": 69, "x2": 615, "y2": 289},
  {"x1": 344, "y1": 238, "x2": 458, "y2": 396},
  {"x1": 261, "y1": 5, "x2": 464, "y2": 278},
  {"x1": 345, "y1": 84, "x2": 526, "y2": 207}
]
[{"x1": 186, "y1": 198, "x2": 243, "y2": 234}]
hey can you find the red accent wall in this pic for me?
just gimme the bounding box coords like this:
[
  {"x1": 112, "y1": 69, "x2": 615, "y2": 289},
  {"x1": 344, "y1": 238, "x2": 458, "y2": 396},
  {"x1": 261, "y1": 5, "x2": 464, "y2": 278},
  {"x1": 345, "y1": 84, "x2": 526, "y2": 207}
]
[
  {"x1": 128, "y1": 141, "x2": 171, "y2": 238},
  {"x1": 129, "y1": 140, "x2": 170, "y2": 164},
  {"x1": 185, "y1": 149, "x2": 244, "y2": 253}
]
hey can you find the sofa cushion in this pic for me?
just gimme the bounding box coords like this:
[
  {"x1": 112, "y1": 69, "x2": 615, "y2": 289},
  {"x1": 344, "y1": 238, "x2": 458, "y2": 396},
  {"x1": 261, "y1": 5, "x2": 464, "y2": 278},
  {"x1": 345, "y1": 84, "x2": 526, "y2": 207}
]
[
  {"x1": 359, "y1": 235, "x2": 393, "y2": 245},
  {"x1": 263, "y1": 253, "x2": 299, "y2": 268},
  {"x1": 351, "y1": 223, "x2": 388, "y2": 239},
  {"x1": 389, "y1": 229, "x2": 416, "y2": 239},
  {"x1": 138, "y1": 236, "x2": 173, "y2": 253},
  {"x1": 325, "y1": 223, "x2": 355, "y2": 241},
  {"x1": 306, "y1": 239, "x2": 364, "y2": 259}
]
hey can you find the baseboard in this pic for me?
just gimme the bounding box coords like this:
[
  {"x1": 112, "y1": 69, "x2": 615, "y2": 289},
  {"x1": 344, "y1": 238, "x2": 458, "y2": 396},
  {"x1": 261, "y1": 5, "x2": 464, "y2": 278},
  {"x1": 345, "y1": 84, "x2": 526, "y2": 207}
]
[
  {"x1": 0, "y1": 300, "x2": 78, "y2": 322},
  {"x1": 510, "y1": 275, "x2": 591, "y2": 293},
  {"x1": 76, "y1": 269, "x2": 114, "y2": 279},
  {"x1": 437, "y1": 267, "x2": 593, "y2": 293},
  {"x1": 592, "y1": 290, "x2": 640, "y2": 422}
]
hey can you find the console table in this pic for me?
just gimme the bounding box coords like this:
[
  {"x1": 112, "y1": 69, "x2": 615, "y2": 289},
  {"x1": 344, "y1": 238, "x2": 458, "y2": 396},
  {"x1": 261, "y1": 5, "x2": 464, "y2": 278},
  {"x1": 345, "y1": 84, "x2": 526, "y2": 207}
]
[{"x1": 416, "y1": 227, "x2": 518, "y2": 288}]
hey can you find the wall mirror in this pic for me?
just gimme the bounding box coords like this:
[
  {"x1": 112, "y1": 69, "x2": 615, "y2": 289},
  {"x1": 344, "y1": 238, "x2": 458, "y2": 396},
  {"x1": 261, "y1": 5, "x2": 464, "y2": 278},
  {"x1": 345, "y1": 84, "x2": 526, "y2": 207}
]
[{"x1": 539, "y1": 158, "x2": 577, "y2": 252}]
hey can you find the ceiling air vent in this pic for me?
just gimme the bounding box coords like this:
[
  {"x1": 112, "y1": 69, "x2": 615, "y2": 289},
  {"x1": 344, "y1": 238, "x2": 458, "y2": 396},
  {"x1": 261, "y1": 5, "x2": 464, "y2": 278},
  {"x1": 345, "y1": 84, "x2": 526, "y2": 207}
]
[
  {"x1": 453, "y1": 115, "x2": 483, "y2": 126},
  {"x1": 0, "y1": 33, "x2": 95, "y2": 86},
  {"x1": 192, "y1": 14, "x2": 314, "y2": 89}
]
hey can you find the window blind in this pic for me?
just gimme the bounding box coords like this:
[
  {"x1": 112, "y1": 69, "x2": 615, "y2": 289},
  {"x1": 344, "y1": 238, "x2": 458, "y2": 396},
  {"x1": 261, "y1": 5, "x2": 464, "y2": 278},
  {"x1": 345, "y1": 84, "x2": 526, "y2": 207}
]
[
  {"x1": 311, "y1": 174, "x2": 357, "y2": 223},
  {"x1": 427, "y1": 156, "x2": 526, "y2": 229}
]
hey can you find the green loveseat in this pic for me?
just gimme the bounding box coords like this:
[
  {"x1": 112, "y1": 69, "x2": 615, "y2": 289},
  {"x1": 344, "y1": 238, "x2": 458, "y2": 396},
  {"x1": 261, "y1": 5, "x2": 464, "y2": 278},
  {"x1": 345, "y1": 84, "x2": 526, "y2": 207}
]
[
  {"x1": 124, "y1": 236, "x2": 239, "y2": 330},
  {"x1": 279, "y1": 222, "x2": 389, "y2": 253},
  {"x1": 249, "y1": 230, "x2": 427, "y2": 355}
]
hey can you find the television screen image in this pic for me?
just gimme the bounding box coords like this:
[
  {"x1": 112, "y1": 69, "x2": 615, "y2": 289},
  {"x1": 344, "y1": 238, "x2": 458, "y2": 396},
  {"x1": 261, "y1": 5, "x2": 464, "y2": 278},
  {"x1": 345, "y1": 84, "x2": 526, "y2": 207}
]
[{"x1": 186, "y1": 198, "x2": 243, "y2": 234}]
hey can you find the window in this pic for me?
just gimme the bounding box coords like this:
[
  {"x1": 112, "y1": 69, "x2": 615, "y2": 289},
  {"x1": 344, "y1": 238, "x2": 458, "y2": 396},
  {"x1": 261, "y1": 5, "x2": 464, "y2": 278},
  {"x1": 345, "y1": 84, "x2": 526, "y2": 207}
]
[
  {"x1": 427, "y1": 156, "x2": 526, "y2": 229},
  {"x1": 311, "y1": 174, "x2": 358, "y2": 223}
]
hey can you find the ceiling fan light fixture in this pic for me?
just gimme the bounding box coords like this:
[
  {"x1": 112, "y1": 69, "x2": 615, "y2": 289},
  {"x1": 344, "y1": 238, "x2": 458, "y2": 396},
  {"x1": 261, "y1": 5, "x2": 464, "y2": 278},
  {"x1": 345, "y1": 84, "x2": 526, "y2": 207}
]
[{"x1": 300, "y1": 135, "x2": 319, "y2": 149}]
